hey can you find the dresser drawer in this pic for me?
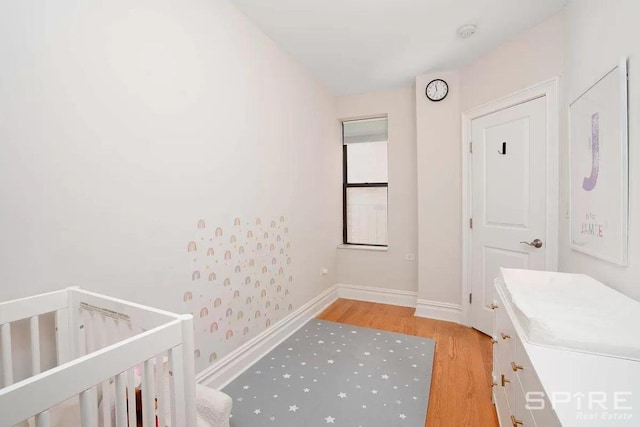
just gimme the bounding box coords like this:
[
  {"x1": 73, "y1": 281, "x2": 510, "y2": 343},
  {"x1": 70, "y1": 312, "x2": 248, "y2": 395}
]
[
  {"x1": 494, "y1": 349, "x2": 517, "y2": 416},
  {"x1": 515, "y1": 335, "x2": 561, "y2": 427},
  {"x1": 495, "y1": 349, "x2": 537, "y2": 427},
  {"x1": 493, "y1": 381, "x2": 514, "y2": 427},
  {"x1": 496, "y1": 335, "x2": 514, "y2": 382},
  {"x1": 495, "y1": 293, "x2": 517, "y2": 358},
  {"x1": 512, "y1": 380, "x2": 537, "y2": 427}
]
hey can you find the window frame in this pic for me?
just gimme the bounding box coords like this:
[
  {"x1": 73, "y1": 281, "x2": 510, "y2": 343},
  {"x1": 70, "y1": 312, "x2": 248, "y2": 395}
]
[{"x1": 342, "y1": 121, "x2": 389, "y2": 247}]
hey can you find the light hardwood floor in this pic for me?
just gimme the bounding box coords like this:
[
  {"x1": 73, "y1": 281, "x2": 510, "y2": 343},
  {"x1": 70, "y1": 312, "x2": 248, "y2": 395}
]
[{"x1": 317, "y1": 299, "x2": 499, "y2": 427}]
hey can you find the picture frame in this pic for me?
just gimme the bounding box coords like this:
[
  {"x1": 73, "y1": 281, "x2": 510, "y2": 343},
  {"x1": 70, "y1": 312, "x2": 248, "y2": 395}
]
[{"x1": 569, "y1": 58, "x2": 629, "y2": 266}]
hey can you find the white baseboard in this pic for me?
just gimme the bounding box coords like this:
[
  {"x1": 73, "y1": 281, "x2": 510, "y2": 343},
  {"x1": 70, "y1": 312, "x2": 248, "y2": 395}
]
[
  {"x1": 414, "y1": 299, "x2": 463, "y2": 323},
  {"x1": 196, "y1": 284, "x2": 339, "y2": 388},
  {"x1": 336, "y1": 283, "x2": 417, "y2": 308}
]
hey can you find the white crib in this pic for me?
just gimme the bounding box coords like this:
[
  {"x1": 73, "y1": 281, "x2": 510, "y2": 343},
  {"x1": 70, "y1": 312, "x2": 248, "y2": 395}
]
[{"x1": 0, "y1": 287, "x2": 196, "y2": 427}]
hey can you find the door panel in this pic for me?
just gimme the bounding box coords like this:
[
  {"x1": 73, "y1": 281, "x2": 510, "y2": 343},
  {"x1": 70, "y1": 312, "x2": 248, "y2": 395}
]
[
  {"x1": 484, "y1": 117, "x2": 530, "y2": 228},
  {"x1": 471, "y1": 97, "x2": 547, "y2": 335}
]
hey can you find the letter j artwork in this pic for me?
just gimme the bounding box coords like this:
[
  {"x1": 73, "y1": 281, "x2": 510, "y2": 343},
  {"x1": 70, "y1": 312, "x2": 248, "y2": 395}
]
[{"x1": 582, "y1": 112, "x2": 599, "y2": 191}]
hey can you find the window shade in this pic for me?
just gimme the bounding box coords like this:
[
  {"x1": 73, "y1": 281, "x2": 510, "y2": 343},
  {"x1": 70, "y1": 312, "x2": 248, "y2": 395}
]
[{"x1": 343, "y1": 117, "x2": 388, "y2": 144}]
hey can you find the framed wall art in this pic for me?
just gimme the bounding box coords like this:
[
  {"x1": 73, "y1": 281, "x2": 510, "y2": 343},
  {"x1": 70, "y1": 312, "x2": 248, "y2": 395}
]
[{"x1": 570, "y1": 58, "x2": 629, "y2": 266}]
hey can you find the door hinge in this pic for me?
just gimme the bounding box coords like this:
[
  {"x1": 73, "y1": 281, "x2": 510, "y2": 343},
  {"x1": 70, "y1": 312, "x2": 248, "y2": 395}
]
[
  {"x1": 469, "y1": 141, "x2": 473, "y2": 153},
  {"x1": 469, "y1": 218, "x2": 473, "y2": 229},
  {"x1": 469, "y1": 293, "x2": 473, "y2": 304}
]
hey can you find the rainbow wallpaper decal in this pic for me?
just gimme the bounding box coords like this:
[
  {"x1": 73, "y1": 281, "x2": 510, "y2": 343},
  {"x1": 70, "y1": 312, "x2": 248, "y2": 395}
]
[{"x1": 183, "y1": 216, "x2": 293, "y2": 371}]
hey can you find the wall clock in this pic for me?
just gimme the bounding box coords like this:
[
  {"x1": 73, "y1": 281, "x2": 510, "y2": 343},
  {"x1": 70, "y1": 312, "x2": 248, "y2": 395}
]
[{"x1": 425, "y1": 79, "x2": 449, "y2": 102}]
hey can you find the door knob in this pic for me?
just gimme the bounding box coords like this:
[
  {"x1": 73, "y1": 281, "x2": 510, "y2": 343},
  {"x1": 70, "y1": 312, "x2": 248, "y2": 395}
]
[{"x1": 520, "y1": 238, "x2": 543, "y2": 248}]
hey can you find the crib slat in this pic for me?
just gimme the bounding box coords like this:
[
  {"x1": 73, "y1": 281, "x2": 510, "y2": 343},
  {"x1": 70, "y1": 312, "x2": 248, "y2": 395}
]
[
  {"x1": 155, "y1": 354, "x2": 167, "y2": 427},
  {"x1": 78, "y1": 322, "x2": 87, "y2": 357},
  {"x1": 30, "y1": 316, "x2": 41, "y2": 375},
  {"x1": 168, "y1": 345, "x2": 186, "y2": 425},
  {"x1": 1, "y1": 322, "x2": 14, "y2": 386},
  {"x1": 80, "y1": 386, "x2": 99, "y2": 427},
  {"x1": 55, "y1": 308, "x2": 71, "y2": 364},
  {"x1": 35, "y1": 410, "x2": 51, "y2": 427},
  {"x1": 97, "y1": 380, "x2": 111, "y2": 427},
  {"x1": 98, "y1": 315, "x2": 112, "y2": 427},
  {"x1": 126, "y1": 368, "x2": 137, "y2": 427},
  {"x1": 180, "y1": 314, "x2": 197, "y2": 427},
  {"x1": 86, "y1": 311, "x2": 96, "y2": 354},
  {"x1": 114, "y1": 373, "x2": 127, "y2": 427},
  {"x1": 142, "y1": 359, "x2": 156, "y2": 427}
]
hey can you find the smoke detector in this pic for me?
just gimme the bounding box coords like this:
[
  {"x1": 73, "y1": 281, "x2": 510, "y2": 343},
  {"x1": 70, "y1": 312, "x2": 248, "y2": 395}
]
[{"x1": 457, "y1": 24, "x2": 477, "y2": 39}]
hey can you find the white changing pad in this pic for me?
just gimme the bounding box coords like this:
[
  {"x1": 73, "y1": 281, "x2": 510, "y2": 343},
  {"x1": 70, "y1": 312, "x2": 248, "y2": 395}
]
[{"x1": 500, "y1": 268, "x2": 640, "y2": 361}]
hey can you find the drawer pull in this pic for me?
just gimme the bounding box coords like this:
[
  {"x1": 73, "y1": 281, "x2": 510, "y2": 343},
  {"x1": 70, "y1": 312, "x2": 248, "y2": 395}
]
[
  {"x1": 500, "y1": 332, "x2": 511, "y2": 340},
  {"x1": 489, "y1": 303, "x2": 499, "y2": 310},
  {"x1": 511, "y1": 362, "x2": 524, "y2": 372},
  {"x1": 491, "y1": 338, "x2": 498, "y2": 344},
  {"x1": 511, "y1": 415, "x2": 524, "y2": 426},
  {"x1": 501, "y1": 374, "x2": 511, "y2": 387}
]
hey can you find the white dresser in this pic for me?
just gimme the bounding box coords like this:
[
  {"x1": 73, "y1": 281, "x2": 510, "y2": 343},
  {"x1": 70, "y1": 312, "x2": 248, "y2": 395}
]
[{"x1": 492, "y1": 269, "x2": 640, "y2": 426}]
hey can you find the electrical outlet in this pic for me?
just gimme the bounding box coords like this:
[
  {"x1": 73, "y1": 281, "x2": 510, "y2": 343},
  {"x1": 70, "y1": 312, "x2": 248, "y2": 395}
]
[{"x1": 405, "y1": 254, "x2": 416, "y2": 261}]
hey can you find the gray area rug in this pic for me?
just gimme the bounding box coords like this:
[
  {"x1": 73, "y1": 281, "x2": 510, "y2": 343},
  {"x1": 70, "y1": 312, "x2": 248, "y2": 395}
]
[{"x1": 223, "y1": 319, "x2": 435, "y2": 426}]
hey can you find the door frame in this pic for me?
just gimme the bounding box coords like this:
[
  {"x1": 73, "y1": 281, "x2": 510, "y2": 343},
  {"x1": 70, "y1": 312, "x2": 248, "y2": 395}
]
[{"x1": 461, "y1": 77, "x2": 560, "y2": 328}]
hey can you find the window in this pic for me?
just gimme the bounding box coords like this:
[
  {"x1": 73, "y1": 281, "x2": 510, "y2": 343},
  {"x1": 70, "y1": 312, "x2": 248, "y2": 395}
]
[{"x1": 342, "y1": 117, "x2": 388, "y2": 246}]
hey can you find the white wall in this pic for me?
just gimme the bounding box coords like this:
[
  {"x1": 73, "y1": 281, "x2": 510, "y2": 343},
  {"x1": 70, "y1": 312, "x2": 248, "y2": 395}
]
[
  {"x1": 460, "y1": 13, "x2": 565, "y2": 112},
  {"x1": 336, "y1": 87, "x2": 418, "y2": 292},
  {"x1": 415, "y1": 71, "x2": 462, "y2": 304},
  {"x1": 0, "y1": 0, "x2": 341, "y2": 373},
  {"x1": 560, "y1": 0, "x2": 640, "y2": 301},
  {"x1": 415, "y1": 15, "x2": 564, "y2": 306}
]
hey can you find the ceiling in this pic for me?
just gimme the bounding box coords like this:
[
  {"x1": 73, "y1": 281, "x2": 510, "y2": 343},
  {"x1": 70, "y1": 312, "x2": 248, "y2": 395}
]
[{"x1": 229, "y1": 0, "x2": 567, "y2": 95}]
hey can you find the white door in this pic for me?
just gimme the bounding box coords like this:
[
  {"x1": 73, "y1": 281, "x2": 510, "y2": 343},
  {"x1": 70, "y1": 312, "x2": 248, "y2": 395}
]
[{"x1": 470, "y1": 96, "x2": 547, "y2": 335}]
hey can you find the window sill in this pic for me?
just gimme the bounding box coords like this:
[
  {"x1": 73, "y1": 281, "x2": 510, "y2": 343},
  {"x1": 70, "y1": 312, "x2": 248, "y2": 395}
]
[{"x1": 337, "y1": 244, "x2": 388, "y2": 252}]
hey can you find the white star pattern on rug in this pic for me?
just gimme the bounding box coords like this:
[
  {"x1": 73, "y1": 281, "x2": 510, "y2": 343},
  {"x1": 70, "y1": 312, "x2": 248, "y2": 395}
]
[{"x1": 223, "y1": 319, "x2": 434, "y2": 426}]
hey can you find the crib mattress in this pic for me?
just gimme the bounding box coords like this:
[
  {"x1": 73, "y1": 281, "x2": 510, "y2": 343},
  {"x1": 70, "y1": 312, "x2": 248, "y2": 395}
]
[{"x1": 499, "y1": 268, "x2": 640, "y2": 361}]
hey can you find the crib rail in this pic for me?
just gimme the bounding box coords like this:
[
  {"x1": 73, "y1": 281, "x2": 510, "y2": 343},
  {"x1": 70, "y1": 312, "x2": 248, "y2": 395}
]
[
  {"x1": 71, "y1": 288, "x2": 183, "y2": 331},
  {"x1": 0, "y1": 287, "x2": 196, "y2": 427},
  {"x1": 0, "y1": 290, "x2": 67, "y2": 326}
]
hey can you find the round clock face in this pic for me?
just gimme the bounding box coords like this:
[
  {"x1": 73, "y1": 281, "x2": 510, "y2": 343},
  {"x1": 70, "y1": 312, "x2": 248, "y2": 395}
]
[{"x1": 425, "y1": 79, "x2": 448, "y2": 102}]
